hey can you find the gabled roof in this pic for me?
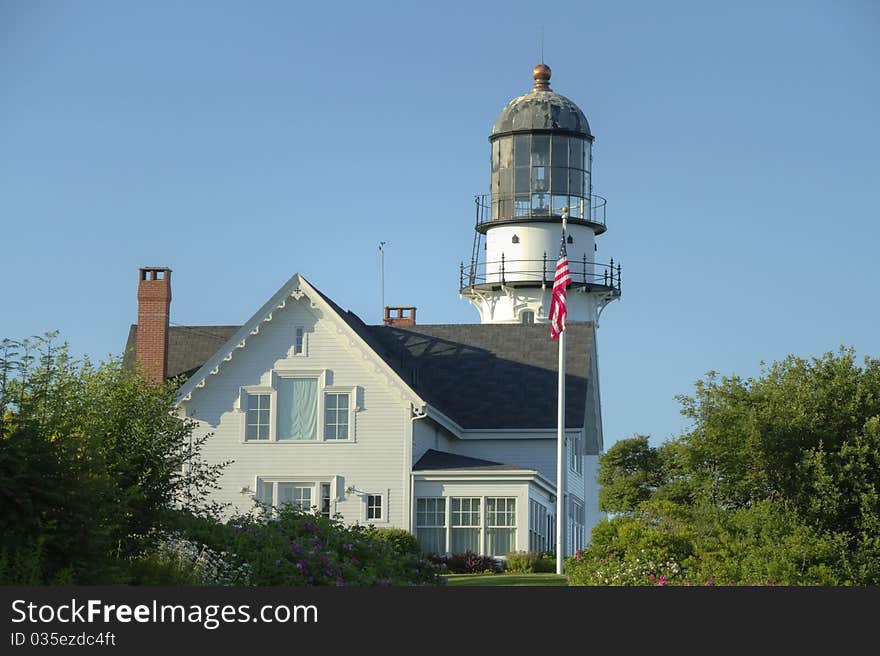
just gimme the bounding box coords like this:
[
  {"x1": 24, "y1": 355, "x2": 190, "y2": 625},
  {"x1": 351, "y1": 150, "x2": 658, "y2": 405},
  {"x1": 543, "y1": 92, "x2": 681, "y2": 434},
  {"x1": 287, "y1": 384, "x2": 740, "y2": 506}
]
[
  {"x1": 413, "y1": 449, "x2": 524, "y2": 472},
  {"x1": 362, "y1": 323, "x2": 592, "y2": 430},
  {"x1": 287, "y1": 290, "x2": 594, "y2": 429},
  {"x1": 124, "y1": 274, "x2": 594, "y2": 430},
  {"x1": 166, "y1": 274, "x2": 426, "y2": 406}
]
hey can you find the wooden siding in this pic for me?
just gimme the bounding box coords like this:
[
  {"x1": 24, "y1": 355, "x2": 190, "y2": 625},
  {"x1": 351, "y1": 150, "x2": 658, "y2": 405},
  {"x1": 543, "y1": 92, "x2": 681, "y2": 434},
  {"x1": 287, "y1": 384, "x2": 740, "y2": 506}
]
[{"x1": 181, "y1": 295, "x2": 412, "y2": 526}]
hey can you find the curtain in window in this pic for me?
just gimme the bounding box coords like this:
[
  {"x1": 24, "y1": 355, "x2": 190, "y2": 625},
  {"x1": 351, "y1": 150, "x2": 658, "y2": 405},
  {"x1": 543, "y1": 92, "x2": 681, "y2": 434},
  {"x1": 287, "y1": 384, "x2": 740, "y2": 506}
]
[
  {"x1": 451, "y1": 528, "x2": 480, "y2": 553},
  {"x1": 258, "y1": 480, "x2": 274, "y2": 505},
  {"x1": 277, "y1": 483, "x2": 311, "y2": 509},
  {"x1": 485, "y1": 528, "x2": 515, "y2": 557},
  {"x1": 486, "y1": 498, "x2": 516, "y2": 556},
  {"x1": 416, "y1": 528, "x2": 446, "y2": 555},
  {"x1": 276, "y1": 378, "x2": 317, "y2": 440}
]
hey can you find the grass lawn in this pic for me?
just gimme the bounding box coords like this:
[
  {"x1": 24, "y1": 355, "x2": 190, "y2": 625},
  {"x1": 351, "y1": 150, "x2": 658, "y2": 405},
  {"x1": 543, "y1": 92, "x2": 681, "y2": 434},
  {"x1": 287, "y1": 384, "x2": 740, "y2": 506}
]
[{"x1": 445, "y1": 573, "x2": 568, "y2": 587}]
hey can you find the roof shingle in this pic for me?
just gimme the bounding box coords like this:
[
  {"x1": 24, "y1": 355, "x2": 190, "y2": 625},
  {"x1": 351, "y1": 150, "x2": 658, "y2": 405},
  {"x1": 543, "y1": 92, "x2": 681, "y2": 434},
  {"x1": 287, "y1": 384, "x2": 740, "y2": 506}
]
[{"x1": 124, "y1": 301, "x2": 594, "y2": 430}]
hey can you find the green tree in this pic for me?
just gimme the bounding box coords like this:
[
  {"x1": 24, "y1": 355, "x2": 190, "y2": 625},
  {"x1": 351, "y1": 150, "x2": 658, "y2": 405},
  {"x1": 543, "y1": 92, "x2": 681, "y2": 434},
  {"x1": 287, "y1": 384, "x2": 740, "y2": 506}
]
[
  {"x1": 0, "y1": 334, "x2": 227, "y2": 583},
  {"x1": 569, "y1": 348, "x2": 880, "y2": 586}
]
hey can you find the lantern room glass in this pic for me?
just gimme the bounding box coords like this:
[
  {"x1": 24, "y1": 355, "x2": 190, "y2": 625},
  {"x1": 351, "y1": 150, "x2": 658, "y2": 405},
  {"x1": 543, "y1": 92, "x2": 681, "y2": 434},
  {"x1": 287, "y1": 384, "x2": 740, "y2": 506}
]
[{"x1": 491, "y1": 133, "x2": 591, "y2": 221}]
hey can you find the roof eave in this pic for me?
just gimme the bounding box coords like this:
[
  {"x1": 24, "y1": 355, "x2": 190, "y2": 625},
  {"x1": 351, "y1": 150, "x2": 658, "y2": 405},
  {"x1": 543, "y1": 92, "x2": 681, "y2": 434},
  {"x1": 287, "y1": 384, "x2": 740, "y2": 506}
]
[{"x1": 413, "y1": 468, "x2": 557, "y2": 494}]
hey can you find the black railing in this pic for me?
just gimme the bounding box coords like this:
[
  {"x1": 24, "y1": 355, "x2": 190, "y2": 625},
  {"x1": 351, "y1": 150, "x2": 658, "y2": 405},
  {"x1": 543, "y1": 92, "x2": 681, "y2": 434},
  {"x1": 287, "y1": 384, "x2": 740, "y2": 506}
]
[
  {"x1": 474, "y1": 193, "x2": 607, "y2": 229},
  {"x1": 459, "y1": 255, "x2": 622, "y2": 292}
]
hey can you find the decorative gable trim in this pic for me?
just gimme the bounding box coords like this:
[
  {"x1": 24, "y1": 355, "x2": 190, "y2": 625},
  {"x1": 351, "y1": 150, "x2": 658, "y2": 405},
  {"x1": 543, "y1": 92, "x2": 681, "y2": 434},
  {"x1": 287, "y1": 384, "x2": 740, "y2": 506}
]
[{"x1": 174, "y1": 274, "x2": 426, "y2": 411}]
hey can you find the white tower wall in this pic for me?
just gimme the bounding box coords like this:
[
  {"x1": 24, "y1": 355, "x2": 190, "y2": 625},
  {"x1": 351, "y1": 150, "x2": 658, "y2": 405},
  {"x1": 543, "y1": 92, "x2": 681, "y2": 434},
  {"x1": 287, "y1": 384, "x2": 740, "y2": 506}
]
[{"x1": 484, "y1": 223, "x2": 596, "y2": 285}]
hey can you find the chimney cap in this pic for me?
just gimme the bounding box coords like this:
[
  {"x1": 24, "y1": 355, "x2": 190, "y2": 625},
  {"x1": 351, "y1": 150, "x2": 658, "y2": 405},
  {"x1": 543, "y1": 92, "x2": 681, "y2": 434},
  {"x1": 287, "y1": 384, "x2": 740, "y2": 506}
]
[
  {"x1": 384, "y1": 306, "x2": 417, "y2": 327},
  {"x1": 139, "y1": 267, "x2": 172, "y2": 282}
]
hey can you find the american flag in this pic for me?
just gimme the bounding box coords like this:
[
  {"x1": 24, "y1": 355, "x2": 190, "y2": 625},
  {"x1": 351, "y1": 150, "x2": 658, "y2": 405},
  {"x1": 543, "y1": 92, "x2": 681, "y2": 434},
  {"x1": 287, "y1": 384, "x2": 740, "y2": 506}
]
[{"x1": 549, "y1": 232, "x2": 571, "y2": 340}]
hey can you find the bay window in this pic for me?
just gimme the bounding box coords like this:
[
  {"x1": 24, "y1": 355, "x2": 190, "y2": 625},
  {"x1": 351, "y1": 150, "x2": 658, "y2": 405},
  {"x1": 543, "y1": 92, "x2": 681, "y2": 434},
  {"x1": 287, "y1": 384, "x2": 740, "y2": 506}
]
[{"x1": 415, "y1": 495, "x2": 518, "y2": 557}]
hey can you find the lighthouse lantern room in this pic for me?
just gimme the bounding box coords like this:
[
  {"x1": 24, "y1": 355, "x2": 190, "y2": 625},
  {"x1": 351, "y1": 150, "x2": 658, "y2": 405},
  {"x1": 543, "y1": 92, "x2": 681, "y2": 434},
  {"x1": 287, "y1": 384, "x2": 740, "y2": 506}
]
[{"x1": 460, "y1": 64, "x2": 621, "y2": 324}]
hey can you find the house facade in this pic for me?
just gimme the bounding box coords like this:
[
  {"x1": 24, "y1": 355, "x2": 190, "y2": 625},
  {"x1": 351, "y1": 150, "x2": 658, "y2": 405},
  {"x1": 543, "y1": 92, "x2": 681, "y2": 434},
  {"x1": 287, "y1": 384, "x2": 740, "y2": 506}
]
[{"x1": 125, "y1": 64, "x2": 621, "y2": 559}]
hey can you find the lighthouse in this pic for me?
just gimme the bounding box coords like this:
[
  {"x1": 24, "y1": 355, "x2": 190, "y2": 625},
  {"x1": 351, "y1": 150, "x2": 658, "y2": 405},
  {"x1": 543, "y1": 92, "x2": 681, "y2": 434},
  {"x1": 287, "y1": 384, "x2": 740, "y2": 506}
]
[{"x1": 460, "y1": 64, "x2": 621, "y2": 323}]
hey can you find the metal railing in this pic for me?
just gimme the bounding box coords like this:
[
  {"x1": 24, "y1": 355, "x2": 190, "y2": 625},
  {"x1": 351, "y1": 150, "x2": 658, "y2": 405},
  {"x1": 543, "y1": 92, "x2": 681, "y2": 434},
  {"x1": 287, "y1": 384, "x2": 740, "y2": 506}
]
[
  {"x1": 473, "y1": 193, "x2": 607, "y2": 229},
  {"x1": 460, "y1": 255, "x2": 622, "y2": 292}
]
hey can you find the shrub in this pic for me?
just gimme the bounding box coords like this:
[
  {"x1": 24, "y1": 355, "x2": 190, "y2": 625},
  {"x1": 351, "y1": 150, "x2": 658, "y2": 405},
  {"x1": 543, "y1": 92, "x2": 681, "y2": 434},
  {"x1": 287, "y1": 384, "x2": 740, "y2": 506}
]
[
  {"x1": 179, "y1": 505, "x2": 443, "y2": 586},
  {"x1": 505, "y1": 551, "x2": 556, "y2": 574},
  {"x1": 565, "y1": 548, "x2": 683, "y2": 586},
  {"x1": 126, "y1": 550, "x2": 201, "y2": 586},
  {"x1": 0, "y1": 335, "x2": 226, "y2": 584},
  {"x1": 367, "y1": 527, "x2": 421, "y2": 558},
  {"x1": 428, "y1": 551, "x2": 501, "y2": 574}
]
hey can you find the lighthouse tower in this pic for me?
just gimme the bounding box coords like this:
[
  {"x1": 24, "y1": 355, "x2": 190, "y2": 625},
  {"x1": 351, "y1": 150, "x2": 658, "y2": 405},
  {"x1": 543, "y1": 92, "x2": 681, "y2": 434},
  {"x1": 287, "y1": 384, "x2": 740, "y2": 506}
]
[{"x1": 460, "y1": 64, "x2": 621, "y2": 323}]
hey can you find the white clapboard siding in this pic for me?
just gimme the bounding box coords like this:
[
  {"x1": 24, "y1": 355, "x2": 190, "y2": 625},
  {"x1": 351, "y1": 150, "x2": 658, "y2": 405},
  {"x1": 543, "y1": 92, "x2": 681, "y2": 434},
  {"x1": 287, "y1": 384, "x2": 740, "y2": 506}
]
[
  {"x1": 413, "y1": 419, "x2": 585, "y2": 503},
  {"x1": 182, "y1": 295, "x2": 412, "y2": 527}
]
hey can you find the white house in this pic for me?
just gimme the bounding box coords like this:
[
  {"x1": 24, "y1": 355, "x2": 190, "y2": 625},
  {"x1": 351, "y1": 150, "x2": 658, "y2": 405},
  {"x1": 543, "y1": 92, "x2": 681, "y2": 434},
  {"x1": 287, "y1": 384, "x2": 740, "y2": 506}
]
[{"x1": 124, "y1": 64, "x2": 621, "y2": 559}]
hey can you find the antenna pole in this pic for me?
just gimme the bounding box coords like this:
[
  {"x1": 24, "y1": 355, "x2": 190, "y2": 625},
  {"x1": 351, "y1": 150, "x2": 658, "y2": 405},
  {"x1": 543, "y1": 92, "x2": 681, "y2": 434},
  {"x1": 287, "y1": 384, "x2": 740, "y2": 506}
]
[
  {"x1": 541, "y1": 26, "x2": 544, "y2": 64},
  {"x1": 379, "y1": 241, "x2": 386, "y2": 322}
]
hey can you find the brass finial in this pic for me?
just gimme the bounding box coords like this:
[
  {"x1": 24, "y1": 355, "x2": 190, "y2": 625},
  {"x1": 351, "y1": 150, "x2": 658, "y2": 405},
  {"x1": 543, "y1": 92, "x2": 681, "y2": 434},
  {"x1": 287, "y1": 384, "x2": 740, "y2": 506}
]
[{"x1": 532, "y1": 63, "x2": 551, "y2": 91}]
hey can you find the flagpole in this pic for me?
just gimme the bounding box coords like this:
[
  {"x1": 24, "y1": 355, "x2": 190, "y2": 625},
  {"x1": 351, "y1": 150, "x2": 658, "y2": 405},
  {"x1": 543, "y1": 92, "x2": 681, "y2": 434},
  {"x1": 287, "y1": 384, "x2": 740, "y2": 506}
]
[
  {"x1": 556, "y1": 326, "x2": 566, "y2": 576},
  {"x1": 555, "y1": 209, "x2": 569, "y2": 577}
]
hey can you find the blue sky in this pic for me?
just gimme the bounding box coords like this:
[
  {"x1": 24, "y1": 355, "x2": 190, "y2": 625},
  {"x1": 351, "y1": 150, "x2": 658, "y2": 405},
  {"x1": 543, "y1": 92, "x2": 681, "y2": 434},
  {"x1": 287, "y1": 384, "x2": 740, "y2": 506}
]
[{"x1": 2, "y1": 0, "x2": 878, "y2": 449}]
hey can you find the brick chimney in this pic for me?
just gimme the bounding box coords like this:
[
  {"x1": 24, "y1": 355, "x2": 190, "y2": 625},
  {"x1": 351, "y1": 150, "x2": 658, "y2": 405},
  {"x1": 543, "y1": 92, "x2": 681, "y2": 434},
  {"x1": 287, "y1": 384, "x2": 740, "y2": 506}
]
[
  {"x1": 136, "y1": 267, "x2": 172, "y2": 385},
  {"x1": 384, "y1": 306, "x2": 416, "y2": 327}
]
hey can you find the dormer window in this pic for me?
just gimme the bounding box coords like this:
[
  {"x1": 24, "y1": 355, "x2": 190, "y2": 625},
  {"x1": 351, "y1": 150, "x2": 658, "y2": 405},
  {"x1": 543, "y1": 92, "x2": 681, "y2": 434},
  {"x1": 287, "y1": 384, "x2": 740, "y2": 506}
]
[{"x1": 521, "y1": 310, "x2": 535, "y2": 324}]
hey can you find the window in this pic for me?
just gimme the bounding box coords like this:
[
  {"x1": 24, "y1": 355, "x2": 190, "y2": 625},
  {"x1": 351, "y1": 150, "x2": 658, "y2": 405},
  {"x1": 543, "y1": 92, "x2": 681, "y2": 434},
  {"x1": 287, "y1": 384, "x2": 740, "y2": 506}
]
[
  {"x1": 258, "y1": 479, "x2": 274, "y2": 504},
  {"x1": 367, "y1": 494, "x2": 383, "y2": 521},
  {"x1": 491, "y1": 134, "x2": 591, "y2": 222},
  {"x1": 245, "y1": 392, "x2": 271, "y2": 441},
  {"x1": 486, "y1": 498, "x2": 516, "y2": 557},
  {"x1": 529, "y1": 499, "x2": 548, "y2": 552},
  {"x1": 242, "y1": 373, "x2": 355, "y2": 443},
  {"x1": 294, "y1": 326, "x2": 305, "y2": 355},
  {"x1": 320, "y1": 483, "x2": 332, "y2": 518},
  {"x1": 416, "y1": 498, "x2": 446, "y2": 555},
  {"x1": 323, "y1": 392, "x2": 350, "y2": 440},
  {"x1": 569, "y1": 497, "x2": 586, "y2": 554},
  {"x1": 258, "y1": 480, "x2": 335, "y2": 517},
  {"x1": 276, "y1": 377, "x2": 318, "y2": 440},
  {"x1": 416, "y1": 495, "x2": 520, "y2": 556},
  {"x1": 278, "y1": 483, "x2": 312, "y2": 509},
  {"x1": 570, "y1": 436, "x2": 583, "y2": 474},
  {"x1": 521, "y1": 310, "x2": 535, "y2": 324},
  {"x1": 451, "y1": 498, "x2": 481, "y2": 553}
]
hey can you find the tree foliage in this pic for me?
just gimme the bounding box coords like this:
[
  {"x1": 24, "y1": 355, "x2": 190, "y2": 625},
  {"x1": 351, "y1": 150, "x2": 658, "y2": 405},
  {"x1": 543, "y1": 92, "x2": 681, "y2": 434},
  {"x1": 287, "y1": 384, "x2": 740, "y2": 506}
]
[
  {"x1": 569, "y1": 348, "x2": 880, "y2": 586},
  {"x1": 0, "y1": 334, "x2": 226, "y2": 583}
]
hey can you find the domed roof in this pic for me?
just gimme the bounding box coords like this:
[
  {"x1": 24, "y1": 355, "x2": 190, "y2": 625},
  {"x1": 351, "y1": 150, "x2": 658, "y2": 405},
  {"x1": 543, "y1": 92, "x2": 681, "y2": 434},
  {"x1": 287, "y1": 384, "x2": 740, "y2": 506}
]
[{"x1": 491, "y1": 64, "x2": 591, "y2": 138}]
